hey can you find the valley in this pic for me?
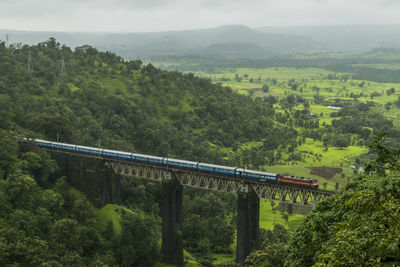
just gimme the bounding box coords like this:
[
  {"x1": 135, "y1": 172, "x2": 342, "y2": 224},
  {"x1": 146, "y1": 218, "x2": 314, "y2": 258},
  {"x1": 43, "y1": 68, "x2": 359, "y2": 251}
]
[
  {"x1": 2, "y1": 24, "x2": 400, "y2": 266},
  {"x1": 150, "y1": 59, "x2": 400, "y2": 194}
]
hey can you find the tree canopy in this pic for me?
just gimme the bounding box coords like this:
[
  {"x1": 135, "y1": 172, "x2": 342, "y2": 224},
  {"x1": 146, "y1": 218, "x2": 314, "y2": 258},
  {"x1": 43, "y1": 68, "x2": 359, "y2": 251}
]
[{"x1": 285, "y1": 134, "x2": 400, "y2": 266}]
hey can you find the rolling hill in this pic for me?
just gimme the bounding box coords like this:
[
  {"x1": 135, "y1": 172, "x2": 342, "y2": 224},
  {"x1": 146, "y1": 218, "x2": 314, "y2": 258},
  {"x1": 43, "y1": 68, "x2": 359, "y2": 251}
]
[
  {"x1": 257, "y1": 24, "x2": 400, "y2": 51},
  {"x1": 0, "y1": 25, "x2": 321, "y2": 59}
]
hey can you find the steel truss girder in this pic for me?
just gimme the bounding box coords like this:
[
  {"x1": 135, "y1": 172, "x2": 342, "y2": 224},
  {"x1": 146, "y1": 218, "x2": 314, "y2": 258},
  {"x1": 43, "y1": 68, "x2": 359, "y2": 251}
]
[
  {"x1": 106, "y1": 161, "x2": 172, "y2": 181},
  {"x1": 251, "y1": 183, "x2": 331, "y2": 206},
  {"x1": 106, "y1": 161, "x2": 333, "y2": 206},
  {"x1": 173, "y1": 172, "x2": 249, "y2": 193}
]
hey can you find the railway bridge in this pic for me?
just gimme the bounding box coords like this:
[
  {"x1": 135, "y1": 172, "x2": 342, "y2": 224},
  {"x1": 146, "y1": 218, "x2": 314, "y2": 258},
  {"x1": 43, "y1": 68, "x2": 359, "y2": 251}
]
[{"x1": 29, "y1": 139, "x2": 335, "y2": 266}]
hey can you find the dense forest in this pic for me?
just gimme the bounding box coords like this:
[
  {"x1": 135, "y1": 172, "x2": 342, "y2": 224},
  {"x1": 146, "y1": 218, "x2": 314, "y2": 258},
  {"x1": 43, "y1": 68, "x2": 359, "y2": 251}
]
[
  {"x1": 1, "y1": 39, "x2": 400, "y2": 266},
  {"x1": 0, "y1": 38, "x2": 300, "y2": 164},
  {"x1": 0, "y1": 132, "x2": 160, "y2": 266}
]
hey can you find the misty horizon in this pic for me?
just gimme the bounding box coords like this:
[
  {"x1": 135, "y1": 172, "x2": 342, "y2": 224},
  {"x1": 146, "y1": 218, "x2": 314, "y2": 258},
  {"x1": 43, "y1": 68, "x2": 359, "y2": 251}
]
[
  {"x1": 1, "y1": 23, "x2": 400, "y2": 35},
  {"x1": 1, "y1": 0, "x2": 400, "y2": 32}
]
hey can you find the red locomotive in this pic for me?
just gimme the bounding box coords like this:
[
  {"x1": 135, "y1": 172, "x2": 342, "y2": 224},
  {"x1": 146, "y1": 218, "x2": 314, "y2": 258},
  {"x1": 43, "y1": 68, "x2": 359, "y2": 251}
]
[{"x1": 277, "y1": 175, "x2": 319, "y2": 188}]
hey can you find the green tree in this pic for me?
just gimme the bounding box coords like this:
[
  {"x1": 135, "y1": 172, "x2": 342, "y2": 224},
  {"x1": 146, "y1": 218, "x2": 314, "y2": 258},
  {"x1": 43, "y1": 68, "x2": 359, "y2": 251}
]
[
  {"x1": 322, "y1": 182, "x2": 327, "y2": 190},
  {"x1": 333, "y1": 134, "x2": 350, "y2": 149},
  {"x1": 115, "y1": 213, "x2": 159, "y2": 267},
  {"x1": 0, "y1": 131, "x2": 18, "y2": 179},
  {"x1": 287, "y1": 203, "x2": 293, "y2": 215},
  {"x1": 286, "y1": 135, "x2": 400, "y2": 266},
  {"x1": 262, "y1": 84, "x2": 269, "y2": 92},
  {"x1": 282, "y1": 213, "x2": 289, "y2": 224}
]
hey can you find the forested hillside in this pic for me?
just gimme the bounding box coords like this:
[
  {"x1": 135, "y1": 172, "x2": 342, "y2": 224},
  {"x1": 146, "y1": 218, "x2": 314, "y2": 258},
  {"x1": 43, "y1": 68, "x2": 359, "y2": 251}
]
[
  {"x1": 0, "y1": 39, "x2": 299, "y2": 266},
  {"x1": 0, "y1": 25, "x2": 321, "y2": 59},
  {"x1": 0, "y1": 38, "x2": 298, "y2": 163}
]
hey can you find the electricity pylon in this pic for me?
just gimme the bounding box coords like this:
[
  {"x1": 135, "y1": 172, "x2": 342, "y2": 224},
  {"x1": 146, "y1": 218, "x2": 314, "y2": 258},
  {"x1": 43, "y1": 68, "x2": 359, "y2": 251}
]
[{"x1": 60, "y1": 56, "x2": 67, "y2": 81}]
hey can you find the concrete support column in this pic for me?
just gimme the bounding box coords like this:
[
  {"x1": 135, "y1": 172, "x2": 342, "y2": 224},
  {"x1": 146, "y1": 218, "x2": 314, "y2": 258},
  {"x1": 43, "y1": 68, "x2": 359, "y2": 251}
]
[
  {"x1": 236, "y1": 190, "x2": 260, "y2": 266},
  {"x1": 101, "y1": 168, "x2": 121, "y2": 205},
  {"x1": 48, "y1": 152, "x2": 121, "y2": 207},
  {"x1": 161, "y1": 178, "x2": 183, "y2": 267},
  {"x1": 63, "y1": 153, "x2": 69, "y2": 178},
  {"x1": 101, "y1": 170, "x2": 113, "y2": 205},
  {"x1": 113, "y1": 174, "x2": 121, "y2": 204}
]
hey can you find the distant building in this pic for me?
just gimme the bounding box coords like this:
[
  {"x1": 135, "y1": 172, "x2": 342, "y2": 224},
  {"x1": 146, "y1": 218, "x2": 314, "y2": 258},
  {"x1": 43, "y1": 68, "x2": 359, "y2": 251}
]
[{"x1": 327, "y1": 106, "x2": 342, "y2": 110}]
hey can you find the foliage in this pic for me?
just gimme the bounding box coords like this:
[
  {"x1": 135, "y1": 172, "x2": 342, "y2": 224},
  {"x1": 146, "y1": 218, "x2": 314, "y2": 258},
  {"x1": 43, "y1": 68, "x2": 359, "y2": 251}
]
[
  {"x1": 365, "y1": 132, "x2": 400, "y2": 175},
  {"x1": 183, "y1": 191, "x2": 235, "y2": 258},
  {"x1": 0, "y1": 130, "x2": 162, "y2": 266},
  {"x1": 246, "y1": 243, "x2": 288, "y2": 267},
  {"x1": 260, "y1": 223, "x2": 289, "y2": 247},
  {"x1": 285, "y1": 137, "x2": 400, "y2": 266},
  {"x1": 245, "y1": 223, "x2": 289, "y2": 267},
  {"x1": 114, "y1": 213, "x2": 160, "y2": 267}
]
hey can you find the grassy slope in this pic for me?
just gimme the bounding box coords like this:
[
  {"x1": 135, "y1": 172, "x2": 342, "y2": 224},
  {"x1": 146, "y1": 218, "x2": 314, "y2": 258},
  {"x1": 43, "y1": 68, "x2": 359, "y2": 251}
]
[
  {"x1": 96, "y1": 203, "x2": 139, "y2": 235},
  {"x1": 259, "y1": 199, "x2": 306, "y2": 231},
  {"x1": 67, "y1": 186, "x2": 136, "y2": 236},
  {"x1": 70, "y1": 186, "x2": 203, "y2": 266},
  {"x1": 268, "y1": 138, "x2": 368, "y2": 190}
]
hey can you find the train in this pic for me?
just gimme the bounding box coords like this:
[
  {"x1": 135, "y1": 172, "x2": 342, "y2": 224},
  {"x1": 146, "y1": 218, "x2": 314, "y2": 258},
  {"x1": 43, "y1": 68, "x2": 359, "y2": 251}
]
[{"x1": 33, "y1": 139, "x2": 319, "y2": 188}]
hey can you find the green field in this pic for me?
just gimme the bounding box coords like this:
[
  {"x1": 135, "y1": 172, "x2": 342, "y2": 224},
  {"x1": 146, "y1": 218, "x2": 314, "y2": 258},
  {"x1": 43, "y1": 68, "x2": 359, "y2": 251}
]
[
  {"x1": 194, "y1": 67, "x2": 400, "y2": 105},
  {"x1": 259, "y1": 200, "x2": 306, "y2": 231},
  {"x1": 96, "y1": 203, "x2": 141, "y2": 235},
  {"x1": 352, "y1": 63, "x2": 400, "y2": 70},
  {"x1": 186, "y1": 64, "x2": 400, "y2": 228},
  {"x1": 191, "y1": 66, "x2": 400, "y2": 191}
]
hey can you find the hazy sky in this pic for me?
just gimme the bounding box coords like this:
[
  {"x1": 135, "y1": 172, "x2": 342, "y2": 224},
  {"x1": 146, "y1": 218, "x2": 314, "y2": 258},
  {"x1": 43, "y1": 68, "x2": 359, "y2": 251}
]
[{"x1": 1, "y1": 0, "x2": 399, "y2": 32}]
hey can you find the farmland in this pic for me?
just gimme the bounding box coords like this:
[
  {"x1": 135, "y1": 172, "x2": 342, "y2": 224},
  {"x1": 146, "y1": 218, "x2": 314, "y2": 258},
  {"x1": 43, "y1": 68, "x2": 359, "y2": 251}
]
[{"x1": 182, "y1": 65, "x2": 400, "y2": 191}]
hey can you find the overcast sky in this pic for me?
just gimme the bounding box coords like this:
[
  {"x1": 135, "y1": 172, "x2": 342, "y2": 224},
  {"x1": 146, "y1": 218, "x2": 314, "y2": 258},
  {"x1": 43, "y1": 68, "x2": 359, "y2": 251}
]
[{"x1": 1, "y1": 0, "x2": 399, "y2": 32}]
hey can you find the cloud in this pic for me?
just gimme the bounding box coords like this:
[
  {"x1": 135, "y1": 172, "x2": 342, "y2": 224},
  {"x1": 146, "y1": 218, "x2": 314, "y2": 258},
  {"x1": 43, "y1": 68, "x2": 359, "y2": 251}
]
[
  {"x1": 0, "y1": 0, "x2": 399, "y2": 32},
  {"x1": 72, "y1": 0, "x2": 175, "y2": 10}
]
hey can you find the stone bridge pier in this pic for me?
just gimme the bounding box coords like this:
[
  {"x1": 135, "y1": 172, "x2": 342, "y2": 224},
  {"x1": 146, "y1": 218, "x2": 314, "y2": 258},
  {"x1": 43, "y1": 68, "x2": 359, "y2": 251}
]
[
  {"x1": 51, "y1": 152, "x2": 121, "y2": 206},
  {"x1": 160, "y1": 178, "x2": 260, "y2": 267},
  {"x1": 161, "y1": 178, "x2": 184, "y2": 267},
  {"x1": 237, "y1": 190, "x2": 260, "y2": 266}
]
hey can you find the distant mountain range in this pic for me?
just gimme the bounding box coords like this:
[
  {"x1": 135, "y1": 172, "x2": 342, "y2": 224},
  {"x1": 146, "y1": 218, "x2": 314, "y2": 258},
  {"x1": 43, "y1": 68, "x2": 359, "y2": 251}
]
[
  {"x1": 95, "y1": 25, "x2": 325, "y2": 59},
  {"x1": 257, "y1": 24, "x2": 400, "y2": 51},
  {"x1": 1, "y1": 24, "x2": 400, "y2": 59},
  {"x1": 0, "y1": 25, "x2": 320, "y2": 59}
]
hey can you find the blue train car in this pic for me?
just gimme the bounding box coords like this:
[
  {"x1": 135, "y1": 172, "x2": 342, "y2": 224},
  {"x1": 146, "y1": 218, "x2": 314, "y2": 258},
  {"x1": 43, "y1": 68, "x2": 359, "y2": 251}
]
[
  {"x1": 144, "y1": 155, "x2": 164, "y2": 165},
  {"x1": 35, "y1": 139, "x2": 52, "y2": 149},
  {"x1": 240, "y1": 169, "x2": 277, "y2": 182},
  {"x1": 31, "y1": 139, "x2": 286, "y2": 185},
  {"x1": 103, "y1": 149, "x2": 132, "y2": 160},
  {"x1": 166, "y1": 158, "x2": 198, "y2": 169},
  {"x1": 198, "y1": 163, "x2": 236, "y2": 176},
  {"x1": 76, "y1": 145, "x2": 101, "y2": 156},
  {"x1": 132, "y1": 153, "x2": 152, "y2": 163},
  {"x1": 59, "y1": 143, "x2": 76, "y2": 152},
  {"x1": 51, "y1": 142, "x2": 64, "y2": 150}
]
